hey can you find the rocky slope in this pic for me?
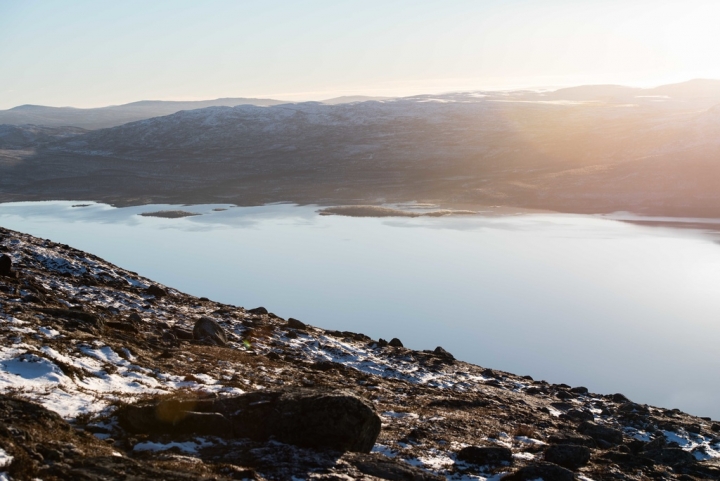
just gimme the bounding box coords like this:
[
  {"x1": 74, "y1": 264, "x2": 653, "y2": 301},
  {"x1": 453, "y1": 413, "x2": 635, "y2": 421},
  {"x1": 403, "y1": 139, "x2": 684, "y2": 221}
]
[{"x1": 1, "y1": 226, "x2": 720, "y2": 480}]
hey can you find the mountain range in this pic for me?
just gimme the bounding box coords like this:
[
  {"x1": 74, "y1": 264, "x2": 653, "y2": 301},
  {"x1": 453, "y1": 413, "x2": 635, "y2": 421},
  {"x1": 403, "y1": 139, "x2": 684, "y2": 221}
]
[
  {"x1": 2, "y1": 80, "x2": 720, "y2": 216},
  {"x1": 0, "y1": 96, "x2": 392, "y2": 130}
]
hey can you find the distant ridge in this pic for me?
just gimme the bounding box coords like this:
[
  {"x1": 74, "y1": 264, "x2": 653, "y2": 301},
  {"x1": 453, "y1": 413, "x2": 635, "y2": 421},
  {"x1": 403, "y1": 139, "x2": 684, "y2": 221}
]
[
  {"x1": 321, "y1": 95, "x2": 392, "y2": 104},
  {"x1": 0, "y1": 97, "x2": 288, "y2": 129},
  {"x1": 3, "y1": 79, "x2": 719, "y2": 129}
]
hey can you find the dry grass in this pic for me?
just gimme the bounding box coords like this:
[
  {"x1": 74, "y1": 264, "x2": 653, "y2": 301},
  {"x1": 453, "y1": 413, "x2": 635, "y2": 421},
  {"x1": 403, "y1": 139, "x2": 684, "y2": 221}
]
[{"x1": 513, "y1": 423, "x2": 536, "y2": 438}]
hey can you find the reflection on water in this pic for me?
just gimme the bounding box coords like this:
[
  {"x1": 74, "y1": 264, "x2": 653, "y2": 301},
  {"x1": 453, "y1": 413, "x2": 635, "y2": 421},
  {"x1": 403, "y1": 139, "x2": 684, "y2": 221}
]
[{"x1": 2, "y1": 201, "x2": 720, "y2": 418}]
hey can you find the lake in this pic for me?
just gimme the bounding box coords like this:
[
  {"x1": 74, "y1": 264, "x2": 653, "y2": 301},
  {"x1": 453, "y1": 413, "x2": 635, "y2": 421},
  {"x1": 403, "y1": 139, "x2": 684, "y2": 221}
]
[{"x1": 1, "y1": 201, "x2": 720, "y2": 419}]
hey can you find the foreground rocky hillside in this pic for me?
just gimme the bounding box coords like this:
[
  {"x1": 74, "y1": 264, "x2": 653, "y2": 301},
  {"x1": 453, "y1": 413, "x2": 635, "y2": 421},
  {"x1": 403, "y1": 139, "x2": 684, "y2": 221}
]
[{"x1": 1, "y1": 226, "x2": 719, "y2": 480}]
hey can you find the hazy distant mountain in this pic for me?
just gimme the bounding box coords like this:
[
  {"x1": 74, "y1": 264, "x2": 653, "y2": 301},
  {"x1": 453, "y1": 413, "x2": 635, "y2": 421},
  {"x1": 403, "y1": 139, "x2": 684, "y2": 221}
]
[
  {"x1": 0, "y1": 98, "x2": 287, "y2": 129},
  {"x1": 321, "y1": 95, "x2": 392, "y2": 104},
  {"x1": 4, "y1": 79, "x2": 720, "y2": 217},
  {"x1": 542, "y1": 78, "x2": 720, "y2": 108}
]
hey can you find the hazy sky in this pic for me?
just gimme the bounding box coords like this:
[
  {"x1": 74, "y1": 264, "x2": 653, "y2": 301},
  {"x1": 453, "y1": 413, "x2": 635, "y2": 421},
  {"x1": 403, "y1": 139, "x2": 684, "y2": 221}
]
[{"x1": 2, "y1": 0, "x2": 720, "y2": 109}]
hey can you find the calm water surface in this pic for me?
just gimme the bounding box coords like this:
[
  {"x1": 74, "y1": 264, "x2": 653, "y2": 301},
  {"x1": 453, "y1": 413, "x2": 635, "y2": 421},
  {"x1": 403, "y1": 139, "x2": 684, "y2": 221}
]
[{"x1": 1, "y1": 201, "x2": 720, "y2": 418}]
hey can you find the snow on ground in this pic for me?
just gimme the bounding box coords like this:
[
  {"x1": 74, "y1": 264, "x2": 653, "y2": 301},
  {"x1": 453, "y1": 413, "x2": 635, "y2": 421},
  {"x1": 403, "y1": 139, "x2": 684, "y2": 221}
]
[{"x1": 133, "y1": 438, "x2": 214, "y2": 454}]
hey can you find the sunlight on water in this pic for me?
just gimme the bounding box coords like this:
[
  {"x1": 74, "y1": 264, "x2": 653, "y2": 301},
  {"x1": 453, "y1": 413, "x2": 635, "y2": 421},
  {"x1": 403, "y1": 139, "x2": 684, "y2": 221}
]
[{"x1": 2, "y1": 201, "x2": 720, "y2": 418}]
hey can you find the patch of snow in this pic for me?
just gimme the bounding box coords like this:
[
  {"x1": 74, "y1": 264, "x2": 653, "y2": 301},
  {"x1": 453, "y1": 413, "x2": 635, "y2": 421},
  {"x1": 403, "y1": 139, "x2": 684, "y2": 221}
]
[
  {"x1": 134, "y1": 438, "x2": 213, "y2": 453},
  {"x1": 0, "y1": 448, "x2": 13, "y2": 468},
  {"x1": 383, "y1": 411, "x2": 420, "y2": 419},
  {"x1": 513, "y1": 451, "x2": 536, "y2": 461},
  {"x1": 662, "y1": 429, "x2": 720, "y2": 459},
  {"x1": 371, "y1": 444, "x2": 397, "y2": 458}
]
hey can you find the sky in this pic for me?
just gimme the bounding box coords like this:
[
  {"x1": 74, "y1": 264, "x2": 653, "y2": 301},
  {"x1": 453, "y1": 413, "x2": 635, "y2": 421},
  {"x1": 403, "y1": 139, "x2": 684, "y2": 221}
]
[{"x1": 2, "y1": 0, "x2": 720, "y2": 109}]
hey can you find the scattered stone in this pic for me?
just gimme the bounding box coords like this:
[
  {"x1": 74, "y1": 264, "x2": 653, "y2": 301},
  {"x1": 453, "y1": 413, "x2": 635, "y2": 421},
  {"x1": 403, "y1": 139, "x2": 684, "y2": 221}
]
[
  {"x1": 562, "y1": 409, "x2": 594, "y2": 422},
  {"x1": 548, "y1": 433, "x2": 597, "y2": 448},
  {"x1": 643, "y1": 447, "x2": 696, "y2": 466},
  {"x1": 347, "y1": 453, "x2": 445, "y2": 480},
  {"x1": 504, "y1": 461, "x2": 575, "y2": 481},
  {"x1": 161, "y1": 331, "x2": 177, "y2": 343},
  {"x1": 127, "y1": 312, "x2": 143, "y2": 323},
  {"x1": 38, "y1": 307, "x2": 103, "y2": 328},
  {"x1": 287, "y1": 318, "x2": 306, "y2": 329},
  {"x1": 0, "y1": 394, "x2": 219, "y2": 480},
  {"x1": 570, "y1": 386, "x2": 589, "y2": 395},
  {"x1": 388, "y1": 338, "x2": 403, "y2": 347},
  {"x1": 544, "y1": 444, "x2": 591, "y2": 470},
  {"x1": 433, "y1": 346, "x2": 455, "y2": 361},
  {"x1": 611, "y1": 393, "x2": 630, "y2": 403},
  {"x1": 171, "y1": 326, "x2": 194, "y2": 340},
  {"x1": 377, "y1": 338, "x2": 389, "y2": 347},
  {"x1": 146, "y1": 285, "x2": 167, "y2": 298},
  {"x1": 247, "y1": 307, "x2": 268, "y2": 315},
  {"x1": 105, "y1": 321, "x2": 139, "y2": 333},
  {"x1": 193, "y1": 317, "x2": 228, "y2": 346},
  {"x1": 21, "y1": 293, "x2": 43, "y2": 304},
  {"x1": 457, "y1": 445, "x2": 513, "y2": 466},
  {"x1": 578, "y1": 421, "x2": 624, "y2": 445}
]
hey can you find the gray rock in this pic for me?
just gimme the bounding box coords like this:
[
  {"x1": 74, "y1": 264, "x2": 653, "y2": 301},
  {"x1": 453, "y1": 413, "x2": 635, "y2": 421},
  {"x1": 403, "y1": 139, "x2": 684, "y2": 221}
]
[
  {"x1": 287, "y1": 317, "x2": 307, "y2": 329},
  {"x1": 117, "y1": 388, "x2": 382, "y2": 453},
  {"x1": 0, "y1": 254, "x2": 11, "y2": 276},
  {"x1": 548, "y1": 433, "x2": 597, "y2": 448},
  {"x1": 146, "y1": 284, "x2": 168, "y2": 298},
  {"x1": 172, "y1": 326, "x2": 194, "y2": 340},
  {"x1": 193, "y1": 317, "x2": 228, "y2": 346},
  {"x1": 247, "y1": 388, "x2": 381, "y2": 453},
  {"x1": 457, "y1": 445, "x2": 513, "y2": 466},
  {"x1": 563, "y1": 409, "x2": 594, "y2": 422},
  {"x1": 389, "y1": 338, "x2": 403, "y2": 347},
  {"x1": 347, "y1": 452, "x2": 445, "y2": 480},
  {"x1": 611, "y1": 393, "x2": 630, "y2": 403},
  {"x1": 544, "y1": 444, "x2": 591, "y2": 470},
  {"x1": 247, "y1": 306, "x2": 268, "y2": 315},
  {"x1": 433, "y1": 346, "x2": 454, "y2": 361},
  {"x1": 117, "y1": 400, "x2": 231, "y2": 437},
  {"x1": 578, "y1": 421, "x2": 624, "y2": 445},
  {"x1": 504, "y1": 462, "x2": 575, "y2": 481},
  {"x1": 643, "y1": 447, "x2": 695, "y2": 466},
  {"x1": 38, "y1": 307, "x2": 103, "y2": 328}
]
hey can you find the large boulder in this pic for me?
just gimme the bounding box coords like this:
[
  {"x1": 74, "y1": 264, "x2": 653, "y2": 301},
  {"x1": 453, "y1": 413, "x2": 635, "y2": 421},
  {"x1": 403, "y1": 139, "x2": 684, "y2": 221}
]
[
  {"x1": 117, "y1": 388, "x2": 382, "y2": 453},
  {"x1": 578, "y1": 421, "x2": 624, "y2": 445},
  {"x1": 146, "y1": 284, "x2": 168, "y2": 298},
  {"x1": 456, "y1": 445, "x2": 513, "y2": 466},
  {"x1": 544, "y1": 444, "x2": 591, "y2": 470},
  {"x1": 0, "y1": 254, "x2": 12, "y2": 276},
  {"x1": 193, "y1": 317, "x2": 228, "y2": 346},
  {"x1": 504, "y1": 462, "x2": 575, "y2": 481},
  {"x1": 346, "y1": 453, "x2": 445, "y2": 480}
]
